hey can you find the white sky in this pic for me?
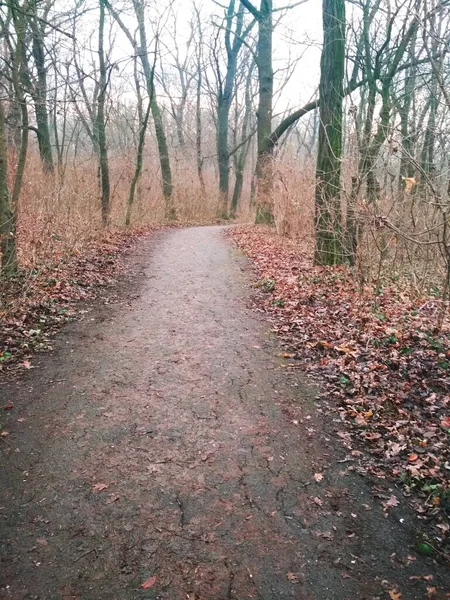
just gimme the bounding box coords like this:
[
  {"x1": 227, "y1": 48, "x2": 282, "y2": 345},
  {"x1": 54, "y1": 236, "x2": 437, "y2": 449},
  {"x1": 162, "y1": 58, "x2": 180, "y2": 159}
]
[{"x1": 65, "y1": 0, "x2": 324, "y2": 114}]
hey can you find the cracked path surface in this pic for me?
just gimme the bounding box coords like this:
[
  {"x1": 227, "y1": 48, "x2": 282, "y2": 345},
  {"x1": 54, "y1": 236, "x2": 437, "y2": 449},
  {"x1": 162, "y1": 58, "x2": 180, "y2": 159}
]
[{"x1": 1, "y1": 226, "x2": 449, "y2": 600}]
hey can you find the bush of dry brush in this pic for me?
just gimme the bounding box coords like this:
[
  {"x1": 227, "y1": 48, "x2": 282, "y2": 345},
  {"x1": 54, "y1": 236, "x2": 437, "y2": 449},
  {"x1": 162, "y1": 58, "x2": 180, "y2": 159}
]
[{"x1": 13, "y1": 151, "x2": 220, "y2": 273}]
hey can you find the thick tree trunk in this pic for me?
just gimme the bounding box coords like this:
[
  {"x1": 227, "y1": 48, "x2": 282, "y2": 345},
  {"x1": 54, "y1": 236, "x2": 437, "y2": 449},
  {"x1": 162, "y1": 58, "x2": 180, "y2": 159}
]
[
  {"x1": 216, "y1": 2, "x2": 246, "y2": 216},
  {"x1": 217, "y1": 98, "x2": 231, "y2": 212},
  {"x1": 254, "y1": 0, "x2": 274, "y2": 223},
  {"x1": 239, "y1": 0, "x2": 274, "y2": 222},
  {"x1": 10, "y1": 4, "x2": 29, "y2": 216},
  {"x1": 314, "y1": 0, "x2": 346, "y2": 265},
  {"x1": 30, "y1": 7, "x2": 54, "y2": 174}
]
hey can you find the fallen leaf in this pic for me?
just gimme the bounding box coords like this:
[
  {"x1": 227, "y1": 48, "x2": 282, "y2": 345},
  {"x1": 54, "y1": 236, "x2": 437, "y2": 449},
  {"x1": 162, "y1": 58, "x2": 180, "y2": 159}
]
[
  {"x1": 312, "y1": 497, "x2": 323, "y2": 506},
  {"x1": 355, "y1": 414, "x2": 367, "y2": 426},
  {"x1": 440, "y1": 416, "x2": 450, "y2": 429},
  {"x1": 141, "y1": 576, "x2": 157, "y2": 589},
  {"x1": 407, "y1": 453, "x2": 418, "y2": 462},
  {"x1": 36, "y1": 538, "x2": 48, "y2": 546},
  {"x1": 92, "y1": 483, "x2": 108, "y2": 492},
  {"x1": 107, "y1": 494, "x2": 120, "y2": 504},
  {"x1": 313, "y1": 473, "x2": 324, "y2": 482},
  {"x1": 383, "y1": 495, "x2": 399, "y2": 511},
  {"x1": 388, "y1": 589, "x2": 402, "y2": 600},
  {"x1": 287, "y1": 572, "x2": 299, "y2": 583}
]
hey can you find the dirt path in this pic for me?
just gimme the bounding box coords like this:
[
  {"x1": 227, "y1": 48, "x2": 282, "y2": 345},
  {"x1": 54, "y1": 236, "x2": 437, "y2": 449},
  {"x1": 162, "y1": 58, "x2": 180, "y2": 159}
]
[{"x1": 1, "y1": 226, "x2": 449, "y2": 600}]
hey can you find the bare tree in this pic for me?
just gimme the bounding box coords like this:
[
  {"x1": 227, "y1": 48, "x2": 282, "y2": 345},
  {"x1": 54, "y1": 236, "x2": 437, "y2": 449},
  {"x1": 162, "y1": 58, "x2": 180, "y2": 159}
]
[{"x1": 314, "y1": 0, "x2": 345, "y2": 265}]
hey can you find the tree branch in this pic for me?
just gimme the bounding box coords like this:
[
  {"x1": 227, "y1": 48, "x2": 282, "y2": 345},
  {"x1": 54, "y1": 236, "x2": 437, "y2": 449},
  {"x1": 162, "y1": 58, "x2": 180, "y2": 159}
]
[{"x1": 239, "y1": 0, "x2": 260, "y2": 19}]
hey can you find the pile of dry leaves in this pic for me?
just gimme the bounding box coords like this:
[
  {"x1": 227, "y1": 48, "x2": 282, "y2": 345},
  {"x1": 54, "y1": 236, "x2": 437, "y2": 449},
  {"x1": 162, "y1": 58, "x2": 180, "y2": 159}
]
[
  {"x1": 228, "y1": 225, "x2": 450, "y2": 556},
  {"x1": 0, "y1": 229, "x2": 143, "y2": 375}
]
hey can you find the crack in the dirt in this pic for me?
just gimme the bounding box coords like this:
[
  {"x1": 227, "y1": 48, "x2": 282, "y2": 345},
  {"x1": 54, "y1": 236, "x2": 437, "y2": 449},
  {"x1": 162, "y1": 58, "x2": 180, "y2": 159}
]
[
  {"x1": 226, "y1": 566, "x2": 234, "y2": 599},
  {"x1": 176, "y1": 495, "x2": 185, "y2": 529},
  {"x1": 191, "y1": 409, "x2": 217, "y2": 421}
]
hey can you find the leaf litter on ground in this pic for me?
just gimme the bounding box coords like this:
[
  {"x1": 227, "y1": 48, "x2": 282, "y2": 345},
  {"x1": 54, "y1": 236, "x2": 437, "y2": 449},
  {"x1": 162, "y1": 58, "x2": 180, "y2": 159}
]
[
  {"x1": 227, "y1": 225, "x2": 450, "y2": 559},
  {"x1": 0, "y1": 229, "x2": 147, "y2": 376}
]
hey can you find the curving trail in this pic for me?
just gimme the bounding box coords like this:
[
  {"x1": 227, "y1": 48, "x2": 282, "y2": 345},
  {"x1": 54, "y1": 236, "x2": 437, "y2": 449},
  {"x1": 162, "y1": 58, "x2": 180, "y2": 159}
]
[{"x1": 1, "y1": 226, "x2": 449, "y2": 600}]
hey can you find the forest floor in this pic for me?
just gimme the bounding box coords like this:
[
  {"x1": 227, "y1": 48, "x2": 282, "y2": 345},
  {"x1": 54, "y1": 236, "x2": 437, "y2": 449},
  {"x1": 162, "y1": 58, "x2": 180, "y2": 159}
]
[{"x1": 1, "y1": 225, "x2": 450, "y2": 600}]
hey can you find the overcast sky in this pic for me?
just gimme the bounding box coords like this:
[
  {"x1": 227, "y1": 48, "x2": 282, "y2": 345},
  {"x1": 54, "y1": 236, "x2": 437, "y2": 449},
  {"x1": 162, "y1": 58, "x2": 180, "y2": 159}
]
[{"x1": 69, "y1": 0, "x2": 324, "y2": 114}]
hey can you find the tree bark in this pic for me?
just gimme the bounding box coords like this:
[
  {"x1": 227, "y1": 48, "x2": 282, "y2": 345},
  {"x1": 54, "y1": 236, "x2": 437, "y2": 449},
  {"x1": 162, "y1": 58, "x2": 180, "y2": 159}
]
[
  {"x1": 314, "y1": 0, "x2": 346, "y2": 266},
  {"x1": 126, "y1": 98, "x2": 151, "y2": 227},
  {"x1": 96, "y1": 0, "x2": 110, "y2": 226},
  {"x1": 240, "y1": 0, "x2": 274, "y2": 222},
  {"x1": 132, "y1": 0, "x2": 174, "y2": 219},
  {"x1": 29, "y1": 1, "x2": 54, "y2": 174},
  {"x1": 196, "y1": 61, "x2": 206, "y2": 195},
  {"x1": 0, "y1": 101, "x2": 17, "y2": 274}
]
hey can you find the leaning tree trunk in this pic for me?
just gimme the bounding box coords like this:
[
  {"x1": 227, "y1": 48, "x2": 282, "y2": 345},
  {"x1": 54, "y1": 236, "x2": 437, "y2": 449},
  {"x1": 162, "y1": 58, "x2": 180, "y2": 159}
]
[
  {"x1": 314, "y1": 0, "x2": 346, "y2": 265},
  {"x1": 126, "y1": 99, "x2": 152, "y2": 227},
  {"x1": 133, "y1": 0, "x2": 174, "y2": 219}
]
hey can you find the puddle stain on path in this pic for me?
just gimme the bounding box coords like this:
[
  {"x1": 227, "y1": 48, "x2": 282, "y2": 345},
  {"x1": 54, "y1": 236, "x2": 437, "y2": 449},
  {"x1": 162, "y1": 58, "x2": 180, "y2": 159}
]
[{"x1": 1, "y1": 226, "x2": 449, "y2": 600}]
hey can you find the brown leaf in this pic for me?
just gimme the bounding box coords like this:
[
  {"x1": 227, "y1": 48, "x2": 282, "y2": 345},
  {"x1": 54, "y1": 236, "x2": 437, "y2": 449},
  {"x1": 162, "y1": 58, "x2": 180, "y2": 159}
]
[
  {"x1": 355, "y1": 414, "x2": 367, "y2": 426},
  {"x1": 407, "y1": 453, "x2": 418, "y2": 462},
  {"x1": 312, "y1": 497, "x2": 323, "y2": 507},
  {"x1": 106, "y1": 494, "x2": 120, "y2": 504},
  {"x1": 388, "y1": 589, "x2": 402, "y2": 600},
  {"x1": 383, "y1": 495, "x2": 399, "y2": 511},
  {"x1": 440, "y1": 416, "x2": 450, "y2": 429},
  {"x1": 92, "y1": 483, "x2": 108, "y2": 492},
  {"x1": 313, "y1": 473, "x2": 324, "y2": 482},
  {"x1": 287, "y1": 572, "x2": 299, "y2": 583},
  {"x1": 141, "y1": 576, "x2": 157, "y2": 589}
]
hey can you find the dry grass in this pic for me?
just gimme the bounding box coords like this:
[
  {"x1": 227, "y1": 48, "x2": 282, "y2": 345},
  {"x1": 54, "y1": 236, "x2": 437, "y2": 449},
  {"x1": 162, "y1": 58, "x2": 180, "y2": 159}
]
[
  {"x1": 267, "y1": 154, "x2": 447, "y2": 298},
  {"x1": 12, "y1": 151, "x2": 221, "y2": 274},
  {"x1": 7, "y1": 148, "x2": 449, "y2": 304}
]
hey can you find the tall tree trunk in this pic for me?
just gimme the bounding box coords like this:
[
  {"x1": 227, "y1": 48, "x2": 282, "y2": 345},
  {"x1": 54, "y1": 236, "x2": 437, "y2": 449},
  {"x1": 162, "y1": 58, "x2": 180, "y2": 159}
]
[
  {"x1": 314, "y1": 0, "x2": 346, "y2": 265},
  {"x1": 421, "y1": 91, "x2": 437, "y2": 178},
  {"x1": 96, "y1": 0, "x2": 110, "y2": 225},
  {"x1": 398, "y1": 44, "x2": 416, "y2": 180},
  {"x1": 240, "y1": 0, "x2": 274, "y2": 223},
  {"x1": 0, "y1": 101, "x2": 17, "y2": 274},
  {"x1": 10, "y1": 2, "x2": 29, "y2": 217},
  {"x1": 126, "y1": 99, "x2": 151, "y2": 226},
  {"x1": 231, "y1": 60, "x2": 254, "y2": 216},
  {"x1": 216, "y1": 2, "x2": 248, "y2": 216},
  {"x1": 30, "y1": 3, "x2": 54, "y2": 174},
  {"x1": 132, "y1": 0, "x2": 174, "y2": 219},
  {"x1": 255, "y1": 0, "x2": 274, "y2": 223},
  {"x1": 196, "y1": 63, "x2": 206, "y2": 195}
]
